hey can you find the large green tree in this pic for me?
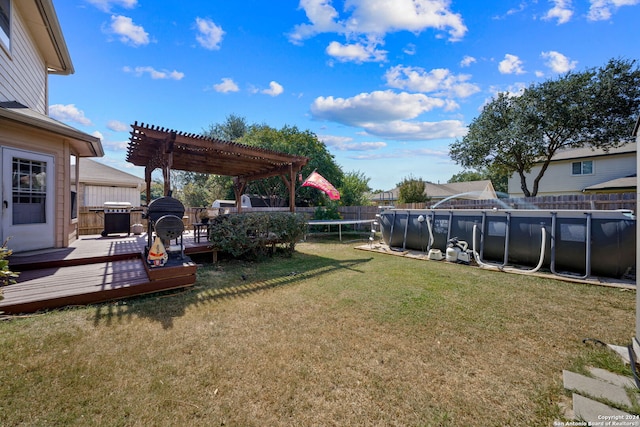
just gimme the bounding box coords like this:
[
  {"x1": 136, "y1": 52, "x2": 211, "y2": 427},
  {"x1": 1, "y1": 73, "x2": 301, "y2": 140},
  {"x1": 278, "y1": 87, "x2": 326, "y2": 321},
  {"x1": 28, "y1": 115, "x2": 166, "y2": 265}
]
[
  {"x1": 240, "y1": 124, "x2": 344, "y2": 206},
  {"x1": 172, "y1": 116, "x2": 370, "y2": 207},
  {"x1": 338, "y1": 170, "x2": 372, "y2": 206},
  {"x1": 204, "y1": 113, "x2": 248, "y2": 142},
  {"x1": 397, "y1": 175, "x2": 428, "y2": 204},
  {"x1": 450, "y1": 58, "x2": 640, "y2": 197}
]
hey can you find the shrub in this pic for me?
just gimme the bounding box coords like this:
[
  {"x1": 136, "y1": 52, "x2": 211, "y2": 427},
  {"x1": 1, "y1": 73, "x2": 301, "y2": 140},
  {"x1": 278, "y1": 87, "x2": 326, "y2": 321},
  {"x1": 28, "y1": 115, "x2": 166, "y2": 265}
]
[
  {"x1": 207, "y1": 212, "x2": 307, "y2": 258},
  {"x1": 313, "y1": 204, "x2": 341, "y2": 221},
  {"x1": 0, "y1": 239, "x2": 19, "y2": 302},
  {"x1": 310, "y1": 204, "x2": 342, "y2": 233}
]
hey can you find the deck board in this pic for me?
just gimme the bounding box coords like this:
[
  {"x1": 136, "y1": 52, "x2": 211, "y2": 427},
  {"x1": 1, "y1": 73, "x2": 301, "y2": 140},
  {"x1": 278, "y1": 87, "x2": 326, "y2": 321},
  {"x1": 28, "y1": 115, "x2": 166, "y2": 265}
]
[{"x1": 0, "y1": 231, "x2": 209, "y2": 314}]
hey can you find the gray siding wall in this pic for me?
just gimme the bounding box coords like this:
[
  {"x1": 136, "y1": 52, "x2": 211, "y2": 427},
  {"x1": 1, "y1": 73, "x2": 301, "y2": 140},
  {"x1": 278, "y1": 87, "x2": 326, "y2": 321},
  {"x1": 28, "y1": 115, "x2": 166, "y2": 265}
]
[
  {"x1": 0, "y1": 3, "x2": 47, "y2": 113},
  {"x1": 509, "y1": 152, "x2": 636, "y2": 197}
]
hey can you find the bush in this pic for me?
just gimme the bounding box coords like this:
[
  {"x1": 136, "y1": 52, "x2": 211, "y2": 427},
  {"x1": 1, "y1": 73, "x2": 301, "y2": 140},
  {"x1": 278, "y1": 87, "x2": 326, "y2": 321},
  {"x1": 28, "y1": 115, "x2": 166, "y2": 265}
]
[
  {"x1": 310, "y1": 204, "x2": 342, "y2": 233},
  {"x1": 313, "y1": 204, "x2": 341, "y2": 221},
  {"x1": 207, "y1": 212, "x2": 307, "y2": 258},
  {"x1": 0, "y1": 239, "x2": 19, "y2": 302}
]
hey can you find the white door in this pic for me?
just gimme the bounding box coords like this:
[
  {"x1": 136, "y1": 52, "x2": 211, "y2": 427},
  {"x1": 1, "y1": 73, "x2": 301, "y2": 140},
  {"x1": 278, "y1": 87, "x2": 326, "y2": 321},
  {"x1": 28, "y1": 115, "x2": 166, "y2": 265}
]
[{"x1": 1, "y1": 148, "x2": 55, "y2": 252}]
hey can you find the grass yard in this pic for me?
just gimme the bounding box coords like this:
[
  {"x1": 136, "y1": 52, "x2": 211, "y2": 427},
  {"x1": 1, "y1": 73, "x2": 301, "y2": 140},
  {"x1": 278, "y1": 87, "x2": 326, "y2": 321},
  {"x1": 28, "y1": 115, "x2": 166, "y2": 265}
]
[{"x1": 0, "y1": 241, "x2": 636, "y2": 426}]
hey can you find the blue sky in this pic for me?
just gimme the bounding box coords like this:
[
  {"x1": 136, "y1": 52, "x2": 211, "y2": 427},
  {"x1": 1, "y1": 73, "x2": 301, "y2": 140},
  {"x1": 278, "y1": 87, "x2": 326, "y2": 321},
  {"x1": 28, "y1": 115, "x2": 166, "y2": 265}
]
[{"x1": 49, "y1": 0, "x2": 640, "y2": 191}]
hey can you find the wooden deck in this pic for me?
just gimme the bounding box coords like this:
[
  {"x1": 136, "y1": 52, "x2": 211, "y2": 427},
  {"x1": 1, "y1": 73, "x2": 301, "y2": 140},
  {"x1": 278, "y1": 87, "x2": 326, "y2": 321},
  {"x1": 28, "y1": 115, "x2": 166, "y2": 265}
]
[{"x1": 0, "y1": 231, "x2": 214, "y2": 314}]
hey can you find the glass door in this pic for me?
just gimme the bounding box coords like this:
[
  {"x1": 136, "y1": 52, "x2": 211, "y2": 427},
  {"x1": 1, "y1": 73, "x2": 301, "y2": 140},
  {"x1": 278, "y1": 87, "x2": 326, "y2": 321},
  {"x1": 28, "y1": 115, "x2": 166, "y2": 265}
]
[{"x1": 2, "y1": 148, "x2": 55, "y2": 252}]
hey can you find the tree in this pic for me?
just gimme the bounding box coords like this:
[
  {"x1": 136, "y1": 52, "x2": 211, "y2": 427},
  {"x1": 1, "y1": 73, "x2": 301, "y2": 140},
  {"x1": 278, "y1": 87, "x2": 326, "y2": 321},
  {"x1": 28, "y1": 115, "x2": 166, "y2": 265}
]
[
  {"x1": 338, "y1": 170, "x2": 371, "y2": 206},
  {"x1": 397, "y1": 175, "x2": 428, "y2": 204},
  {"x1": 141, "y1": 179, "x2": 165, "y2": 203},
  {"x1": 450, "y1": 58, "x2": 640, "y2": 197},
  {"x1": 204, "y1": 114, "x2": 248, "y2": 142},
  {"x1": 240, "y1": 124, "x2": 344, "y2": 206},
  {"x1": 174, "y1": 116, "x2": 345, "y2": 207}
]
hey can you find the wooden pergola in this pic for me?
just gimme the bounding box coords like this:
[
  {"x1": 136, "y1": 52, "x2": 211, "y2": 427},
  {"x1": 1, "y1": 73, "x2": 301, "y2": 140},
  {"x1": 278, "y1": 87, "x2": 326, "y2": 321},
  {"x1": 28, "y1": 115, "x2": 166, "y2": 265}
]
[{"x1": 126, "y1": 122, "x2": 309, "y2": 212}]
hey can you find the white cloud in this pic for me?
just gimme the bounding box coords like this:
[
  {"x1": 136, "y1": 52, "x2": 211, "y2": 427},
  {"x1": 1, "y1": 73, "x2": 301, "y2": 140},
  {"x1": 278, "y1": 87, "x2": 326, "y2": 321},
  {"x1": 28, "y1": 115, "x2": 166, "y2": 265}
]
[
  {"x1": 213, "y1": 78, "x2": 239, "y2": 93},
  {"x1": 460, "y1": 55, "x2": 476, "y2": 67},
  {"x1": 360, "y1": 120, "x2": 468, "y2": 140},
  {"x1": 326, "y1": 40, "x2": 387, "y2": 63},
  {"x1": 87, "y1": 0, "x2": 137, "y2": 12},
  {"x1": 49, "y1": 104, "x2": 92, "y2": 126},
  {"x1": 289, "y1": 0, "x2": 343, "y2": 45},
  {"x1": 102, "y1": 140, "x2": 130, "y2": 151},
  {"x1": 311, "y1": 90, "x2": 447, "y2": 125},
  {"x1": 541, "y1": 51, "x2": 577, "y2": 73},
  {"x1": 345, "y1": 0, "x2": 467, "y2": 40},
  {"x1": 91, "y1": 131, "x2": 104, "y2": 141},
  {"x1": 123, "y1": 66, "x2": 184, "y2": 80},
  {"x1": 262, "y1": 81, "x2": 284, "y2": 96},
  {"x1": 403, "y1": 43, "x2": 416, "y2": 55},
  {"x1": 588, "y1": 0, "x2": 640, "y2": 21},
  {"x1": 319, "y1": 135, "x2": 387, "y2": 151},
  {"x1": 107, "y1": 120, "x2": 129, "y2": 132},
  {"x1": 195, "y1": 17, "x2": 225, "y2": 50},
  {"x1": 109, "y1": 15, "x2": 149, "y2": 46},
  {"x1": 288, "y1": 0, "x2": 467, "y2": 62},
  {"x1": 543, "y1": 0, "x2": 574, "y2": 24},
  {"x1": 498, "y1": 54, "x2": 525, "y2": 74},
  {"x1": 384, "y1": 65, "x2": 480, "y2": 98}
]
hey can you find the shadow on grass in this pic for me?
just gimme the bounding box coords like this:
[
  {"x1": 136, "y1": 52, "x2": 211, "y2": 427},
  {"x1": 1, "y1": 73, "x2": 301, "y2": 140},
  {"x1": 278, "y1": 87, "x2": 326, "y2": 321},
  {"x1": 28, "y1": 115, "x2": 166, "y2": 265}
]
[{"x1": 92, "y1": 251, "x2": 373, "y2": 329}]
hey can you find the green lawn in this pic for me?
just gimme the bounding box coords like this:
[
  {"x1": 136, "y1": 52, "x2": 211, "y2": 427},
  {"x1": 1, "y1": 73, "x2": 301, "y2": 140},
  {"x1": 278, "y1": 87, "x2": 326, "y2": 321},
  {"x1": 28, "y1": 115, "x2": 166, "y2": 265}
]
[{"x1": 0, "y1": 241, "x2": 635, "y2": 426}]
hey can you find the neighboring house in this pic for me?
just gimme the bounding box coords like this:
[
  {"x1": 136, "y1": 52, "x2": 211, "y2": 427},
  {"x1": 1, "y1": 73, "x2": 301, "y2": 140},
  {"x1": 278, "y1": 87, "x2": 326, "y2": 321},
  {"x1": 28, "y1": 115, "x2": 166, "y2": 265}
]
[
  {"x1": 71, "y1": 159, "x2": 145, "y2": 208},
  {"x1": 370, "y1": 180, "x2": 497, "y2": 206},
  {"x1": 0, "y1": 0, "x2": 103, "y2": 252},
  {"x1": 507, "y1": 142, "x2": 637, "y2": 197}
]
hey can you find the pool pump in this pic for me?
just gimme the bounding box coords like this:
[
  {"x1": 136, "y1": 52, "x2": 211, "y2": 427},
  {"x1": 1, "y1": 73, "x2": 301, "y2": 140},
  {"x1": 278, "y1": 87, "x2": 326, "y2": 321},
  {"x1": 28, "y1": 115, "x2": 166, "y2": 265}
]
[{"x1": 446, "y1": 238, "x2": 472, "y2": 264}]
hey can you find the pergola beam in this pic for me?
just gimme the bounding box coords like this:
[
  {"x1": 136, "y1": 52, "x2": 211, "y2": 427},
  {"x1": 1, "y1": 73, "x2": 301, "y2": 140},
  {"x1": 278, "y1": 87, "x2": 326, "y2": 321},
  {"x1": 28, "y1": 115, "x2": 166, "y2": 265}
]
[{"x1": 127, "y1": 122, "x2": 309, "y2": 211}]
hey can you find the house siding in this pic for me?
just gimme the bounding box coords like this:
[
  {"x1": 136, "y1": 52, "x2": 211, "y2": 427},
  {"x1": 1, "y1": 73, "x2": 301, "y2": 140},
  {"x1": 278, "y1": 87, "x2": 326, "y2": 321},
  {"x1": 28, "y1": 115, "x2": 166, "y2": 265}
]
[
  {"x1": 1, "y1": 119, "x2": 73, "y2": 248},
  {"x1": 0, "y1": 2, "x2": 47, "y2": 113},
  {"x1": 81, "y1": 185, "x2": 142, "y2": 207},
  {"x1": 509, "y1": 151, "x2": 636, "y2": 197}
]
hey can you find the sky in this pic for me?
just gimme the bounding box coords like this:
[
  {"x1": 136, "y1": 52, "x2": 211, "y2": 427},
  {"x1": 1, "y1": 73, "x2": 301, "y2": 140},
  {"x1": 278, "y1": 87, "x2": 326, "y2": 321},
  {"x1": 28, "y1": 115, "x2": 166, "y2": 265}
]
[{"x1": 48, "y1": 0, "x2": 640, "y2": 192}]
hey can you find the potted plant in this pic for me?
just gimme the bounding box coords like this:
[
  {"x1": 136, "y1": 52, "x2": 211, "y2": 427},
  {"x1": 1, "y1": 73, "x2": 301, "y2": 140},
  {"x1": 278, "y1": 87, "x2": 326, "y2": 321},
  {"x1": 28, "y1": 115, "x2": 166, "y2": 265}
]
[{"x1": 198, "y1": 209, "x2": 210, "y2": 224}]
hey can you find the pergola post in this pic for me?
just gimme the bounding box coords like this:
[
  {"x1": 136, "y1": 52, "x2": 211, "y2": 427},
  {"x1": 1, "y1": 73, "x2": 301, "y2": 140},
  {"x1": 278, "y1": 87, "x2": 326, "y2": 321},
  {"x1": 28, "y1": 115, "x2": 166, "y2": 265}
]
[
  {"x1": 288, "y1": 164, "x2": 296, "y2": 212},
  {"x1": 162, "y1": 132, "x2": 176, "y2": 196},
  {"x1": 144, "y1": 166, "x2": 152, "y2": 205},
  {"x1": 233, "y1": 178, "x2": 247, "y2": 213}
]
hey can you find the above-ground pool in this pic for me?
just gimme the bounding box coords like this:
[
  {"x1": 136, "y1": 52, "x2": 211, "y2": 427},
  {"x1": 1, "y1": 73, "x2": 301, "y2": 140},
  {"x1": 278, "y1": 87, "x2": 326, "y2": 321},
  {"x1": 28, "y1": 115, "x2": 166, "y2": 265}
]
[{"x1": 378, "y1": 208, "x2": 636, "y2": 280}]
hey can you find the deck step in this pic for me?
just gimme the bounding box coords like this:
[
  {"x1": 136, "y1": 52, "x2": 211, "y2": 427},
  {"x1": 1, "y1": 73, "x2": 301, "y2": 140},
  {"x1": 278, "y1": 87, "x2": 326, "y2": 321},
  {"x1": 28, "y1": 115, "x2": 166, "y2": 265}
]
[{"x1": 0, "y1": 258, "x2": 195, "y2": 314}]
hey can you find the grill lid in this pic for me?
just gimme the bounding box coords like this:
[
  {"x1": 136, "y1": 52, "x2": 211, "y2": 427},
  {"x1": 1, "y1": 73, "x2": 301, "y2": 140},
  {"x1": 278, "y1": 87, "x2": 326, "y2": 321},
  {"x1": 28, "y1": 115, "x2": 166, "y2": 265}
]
[
  {"x1": 104, "y1": 201, "x2": 132, "y2": 209},
  {"x1": 147, "y1": 197, "x2": 185, "y2": 222}
]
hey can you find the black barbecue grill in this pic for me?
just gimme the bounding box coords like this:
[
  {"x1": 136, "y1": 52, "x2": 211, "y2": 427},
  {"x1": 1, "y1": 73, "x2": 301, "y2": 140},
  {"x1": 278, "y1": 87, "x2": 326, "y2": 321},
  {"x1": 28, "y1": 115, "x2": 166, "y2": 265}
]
[
  {"x1": 91, "y1": 202, "x2": 135, "y2": 237},
  {"x1": 145, "y1": 197, "x2": 186, "y2": 257}
]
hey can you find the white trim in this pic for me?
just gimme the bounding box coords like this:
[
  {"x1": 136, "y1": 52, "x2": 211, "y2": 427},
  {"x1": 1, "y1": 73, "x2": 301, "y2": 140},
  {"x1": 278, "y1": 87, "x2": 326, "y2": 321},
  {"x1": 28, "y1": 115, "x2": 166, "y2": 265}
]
[
  {"x1": 571, "y1": 160, "x2": 594, "y2": 176},
  {"x1": 0, "y1": 0, "x2": 11, "y2": 54}
]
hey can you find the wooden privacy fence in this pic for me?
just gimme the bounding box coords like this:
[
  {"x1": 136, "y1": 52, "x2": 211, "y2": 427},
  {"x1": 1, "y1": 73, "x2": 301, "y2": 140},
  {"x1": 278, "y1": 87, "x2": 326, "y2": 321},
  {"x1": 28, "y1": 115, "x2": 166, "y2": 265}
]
[
  {"x1": 79, "y1": 207, "x2": 145, "y2": 236},
  {"x1": 396, "y1": 192, "x2": 637, "y2": 212},
  {"x1": 78, "y1": 193, "x2": 636, "y2": 235}
]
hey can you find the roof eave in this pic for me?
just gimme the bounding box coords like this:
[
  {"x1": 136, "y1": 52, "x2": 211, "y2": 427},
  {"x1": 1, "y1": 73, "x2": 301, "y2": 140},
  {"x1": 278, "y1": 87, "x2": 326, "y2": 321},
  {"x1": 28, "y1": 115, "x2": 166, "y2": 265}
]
[
  {"x1": 16, "y1": 0, "x2": 74, "y2": 75},
  {"x1": 0, "y1": 107, "x2": 103, "y2": 157}
]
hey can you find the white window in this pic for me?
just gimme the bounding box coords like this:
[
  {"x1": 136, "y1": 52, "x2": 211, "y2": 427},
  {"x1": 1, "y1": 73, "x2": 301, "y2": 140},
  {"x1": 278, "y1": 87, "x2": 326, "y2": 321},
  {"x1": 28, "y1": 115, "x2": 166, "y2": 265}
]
[
  {"x1": 0, "y1": 0, "x2": 9, "y2": 52},
  {"x1": 12, "y1": 157, "x2": 47, "y2": 224},
  {"x1": 571, "y1": 160, "x2": 593, "y2": 175}
]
